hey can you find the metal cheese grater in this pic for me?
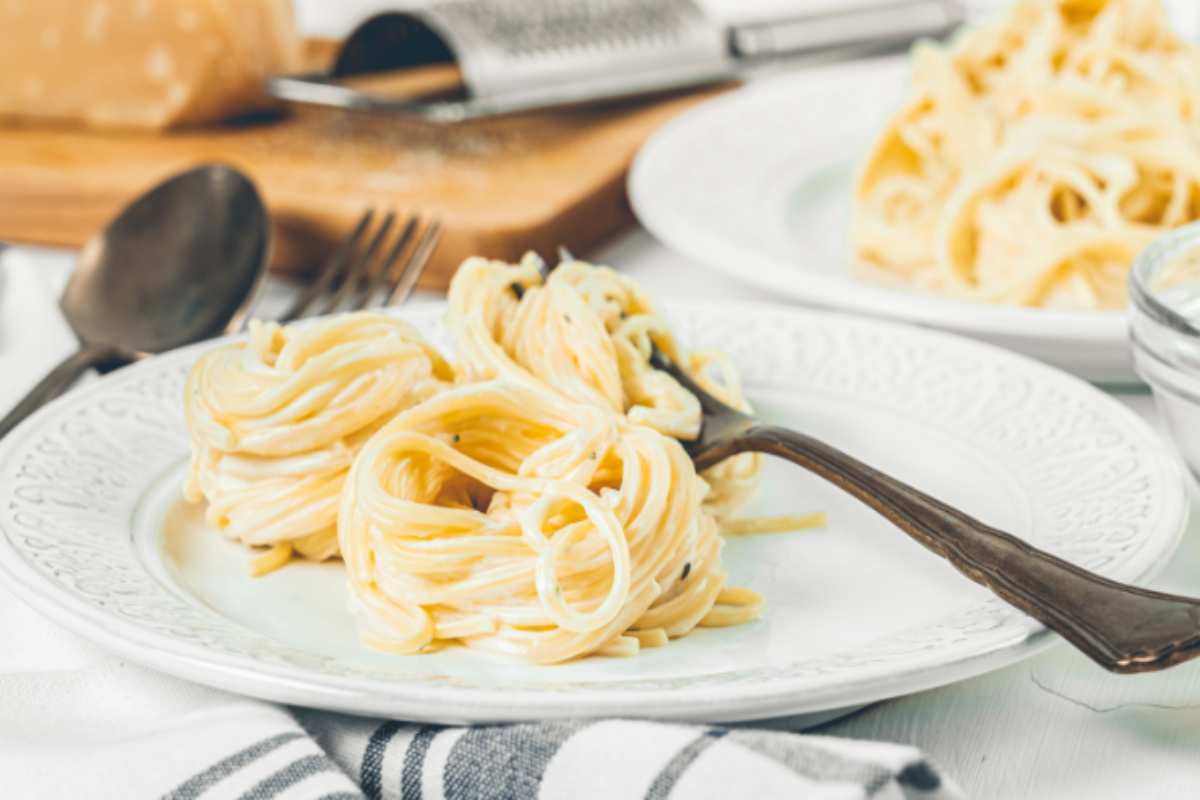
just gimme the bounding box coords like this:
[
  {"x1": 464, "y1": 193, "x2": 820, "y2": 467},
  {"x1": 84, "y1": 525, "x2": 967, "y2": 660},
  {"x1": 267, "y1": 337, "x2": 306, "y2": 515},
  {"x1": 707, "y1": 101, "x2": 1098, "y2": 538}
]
[{"x1": 268, "y1": 0, "x2": 964, "y2": 121}]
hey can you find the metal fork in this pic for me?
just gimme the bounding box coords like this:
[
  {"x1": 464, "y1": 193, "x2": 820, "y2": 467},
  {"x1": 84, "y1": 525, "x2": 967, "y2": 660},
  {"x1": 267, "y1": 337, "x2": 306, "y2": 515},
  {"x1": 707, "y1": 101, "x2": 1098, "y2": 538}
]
[
  {"x1": 275, "y1": 210, "x2": 441, "y2": 322},
  {"x1": 649, "y1": 345, "x2": 1200, "y2": 675}
]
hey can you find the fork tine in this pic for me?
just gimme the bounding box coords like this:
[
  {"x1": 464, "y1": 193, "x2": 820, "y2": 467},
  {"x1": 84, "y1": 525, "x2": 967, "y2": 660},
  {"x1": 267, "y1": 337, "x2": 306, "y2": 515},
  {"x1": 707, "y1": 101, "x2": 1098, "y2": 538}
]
[
  {"x1": 385, "y1": 220, "x2": 441, "y2": 307},
  {"x1": 312, "y1": 210, "x2": 396, "y2": 317},
  {"x1": 356, "y1": 215, "x2": 418, "y2": 310},
  {"x1": 278, "y1": 210, "x2": 374, "y2": 323}
]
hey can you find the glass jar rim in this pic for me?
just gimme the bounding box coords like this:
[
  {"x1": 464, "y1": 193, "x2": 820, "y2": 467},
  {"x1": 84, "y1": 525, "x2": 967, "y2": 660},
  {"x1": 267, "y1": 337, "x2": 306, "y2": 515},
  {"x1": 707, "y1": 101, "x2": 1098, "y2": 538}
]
[{"x1": 1129, "y1": 223, "x2": 1200, "y2": 340}]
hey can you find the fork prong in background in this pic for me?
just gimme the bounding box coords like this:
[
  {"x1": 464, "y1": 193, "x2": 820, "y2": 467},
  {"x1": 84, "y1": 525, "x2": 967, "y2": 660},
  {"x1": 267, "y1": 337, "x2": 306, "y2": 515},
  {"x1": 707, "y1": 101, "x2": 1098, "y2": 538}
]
[
  {"x1": 360, "y1": 215, "x2": 418, "y2": 309},
  {"x1": 313, "y1": 210, "x2": 396, "y2": 317},
  {"x1": 386, "y1": 220, "x2": 441, "y2": 307},
  {"x1": 278, "y1": 210, "x2": 374, "y2": 323}
]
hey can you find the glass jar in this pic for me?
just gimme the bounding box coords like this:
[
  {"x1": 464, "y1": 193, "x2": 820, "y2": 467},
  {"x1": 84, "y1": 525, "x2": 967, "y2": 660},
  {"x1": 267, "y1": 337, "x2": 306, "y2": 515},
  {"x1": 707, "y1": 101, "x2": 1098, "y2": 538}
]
[{"x1": 1129, "y1": 223, "x2": 1200, "y2": 482}]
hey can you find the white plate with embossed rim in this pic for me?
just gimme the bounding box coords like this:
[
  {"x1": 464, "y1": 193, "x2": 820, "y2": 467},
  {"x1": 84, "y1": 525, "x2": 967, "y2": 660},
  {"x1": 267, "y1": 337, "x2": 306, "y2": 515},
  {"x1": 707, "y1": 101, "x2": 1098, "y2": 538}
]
[
  {"x1": 0, "y1": 301, "x2": 1186, "y2": 725},
  {"x1": 629, "y1": 57, "x2": 1135, "y2": 384}
]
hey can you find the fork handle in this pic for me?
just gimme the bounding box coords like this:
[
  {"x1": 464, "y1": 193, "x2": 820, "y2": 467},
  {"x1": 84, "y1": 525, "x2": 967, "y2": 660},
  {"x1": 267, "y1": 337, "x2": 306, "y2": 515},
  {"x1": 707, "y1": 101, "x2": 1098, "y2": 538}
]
[
  {"x1": 722, "y1": 424, "x2": 1200, "y2": 674},
  {"x1": 0, "y1": 344, "x2": 130, "y2": 440}
]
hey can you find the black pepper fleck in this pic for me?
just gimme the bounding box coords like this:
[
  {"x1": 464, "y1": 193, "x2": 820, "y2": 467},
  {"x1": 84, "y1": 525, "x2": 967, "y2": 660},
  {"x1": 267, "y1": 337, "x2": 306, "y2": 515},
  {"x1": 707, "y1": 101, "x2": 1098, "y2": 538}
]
[{"x1": 681, "y1": 562, "x2": 692, "y2": 581}]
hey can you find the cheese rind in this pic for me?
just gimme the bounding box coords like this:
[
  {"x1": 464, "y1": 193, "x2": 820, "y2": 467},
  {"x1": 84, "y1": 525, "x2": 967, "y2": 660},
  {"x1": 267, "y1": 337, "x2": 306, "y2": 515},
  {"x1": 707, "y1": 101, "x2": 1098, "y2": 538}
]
[{"x1": 0, "y1": 0, "x2": 302, "y2": 129}]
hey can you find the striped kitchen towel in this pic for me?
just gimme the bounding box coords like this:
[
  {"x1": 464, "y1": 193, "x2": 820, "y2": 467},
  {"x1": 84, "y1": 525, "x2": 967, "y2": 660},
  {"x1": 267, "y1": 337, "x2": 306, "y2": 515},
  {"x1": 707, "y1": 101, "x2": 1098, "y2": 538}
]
[{"x1": 152, "y1": 708, "x2": 962, "y2": 800}]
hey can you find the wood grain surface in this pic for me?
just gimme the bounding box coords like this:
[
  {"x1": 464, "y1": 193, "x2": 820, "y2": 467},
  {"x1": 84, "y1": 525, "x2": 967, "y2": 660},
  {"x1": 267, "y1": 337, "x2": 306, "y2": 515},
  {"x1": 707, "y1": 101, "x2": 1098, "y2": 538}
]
[{"x1": 0, "y1": 45, "x2": 727, "y2": 288}]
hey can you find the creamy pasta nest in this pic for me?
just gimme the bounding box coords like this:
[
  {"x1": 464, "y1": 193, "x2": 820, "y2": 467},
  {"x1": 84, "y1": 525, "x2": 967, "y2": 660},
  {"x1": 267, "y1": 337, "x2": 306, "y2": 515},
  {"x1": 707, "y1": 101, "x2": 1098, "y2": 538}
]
[{"x1": 184, "y1": 256, "x2": 819, "y2": 662}]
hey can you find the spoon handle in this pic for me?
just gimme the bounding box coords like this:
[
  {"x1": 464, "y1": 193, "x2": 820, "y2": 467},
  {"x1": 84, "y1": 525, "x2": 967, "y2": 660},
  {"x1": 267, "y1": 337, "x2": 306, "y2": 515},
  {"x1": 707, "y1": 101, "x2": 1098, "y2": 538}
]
[
  {"x1": 734, "y1": 424, "x2": 1200, "y2": 674},
  {"x1": 0, "y1": 344, "x2": 130, "y2": 440}
]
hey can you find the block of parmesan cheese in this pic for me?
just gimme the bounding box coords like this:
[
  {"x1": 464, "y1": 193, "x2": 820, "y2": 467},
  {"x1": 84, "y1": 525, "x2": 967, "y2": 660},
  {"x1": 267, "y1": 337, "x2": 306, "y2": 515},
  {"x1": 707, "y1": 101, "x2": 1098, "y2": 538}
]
[{"x1": 0, "y1": 0, "x2": 302, "y2": 129}]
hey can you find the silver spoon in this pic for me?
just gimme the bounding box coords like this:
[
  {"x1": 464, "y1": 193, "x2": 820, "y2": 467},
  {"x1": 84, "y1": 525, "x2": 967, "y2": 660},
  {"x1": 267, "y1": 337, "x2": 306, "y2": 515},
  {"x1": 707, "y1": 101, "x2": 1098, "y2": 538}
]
[{"x1": 0, "y1": 163, "x2": 269, "y2": 439}]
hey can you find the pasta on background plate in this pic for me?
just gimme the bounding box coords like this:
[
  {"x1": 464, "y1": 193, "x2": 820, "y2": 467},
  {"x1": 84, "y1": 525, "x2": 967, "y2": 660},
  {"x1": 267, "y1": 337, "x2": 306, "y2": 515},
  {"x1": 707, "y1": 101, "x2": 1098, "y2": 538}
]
[{"x1": 853, "y1": 0, "x2": 1200, "y2": 309}]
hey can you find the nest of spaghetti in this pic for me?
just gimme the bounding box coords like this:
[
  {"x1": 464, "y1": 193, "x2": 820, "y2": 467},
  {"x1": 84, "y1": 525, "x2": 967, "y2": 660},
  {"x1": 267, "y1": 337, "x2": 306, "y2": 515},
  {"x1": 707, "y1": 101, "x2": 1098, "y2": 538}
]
[
  {"x1": 183, "y1": 256, "x2": 822, "y2": 663},
  {"x1": 339, "y1": 382, "x2": 762, "y2": 664},
  {"x1": 183, "y1": 313, "x2": 452, "y2": 574}
]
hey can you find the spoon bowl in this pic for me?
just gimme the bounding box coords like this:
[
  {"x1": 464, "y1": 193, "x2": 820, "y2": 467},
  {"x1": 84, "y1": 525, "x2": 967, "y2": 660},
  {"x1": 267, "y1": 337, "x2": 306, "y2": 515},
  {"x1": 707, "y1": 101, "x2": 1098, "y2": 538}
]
[
  {"x1": 0, "y1": 163, "x2": 269, "y2": 438},
  {"x1": 64, "y1": 164, "x2": 269, "y2": 353}
]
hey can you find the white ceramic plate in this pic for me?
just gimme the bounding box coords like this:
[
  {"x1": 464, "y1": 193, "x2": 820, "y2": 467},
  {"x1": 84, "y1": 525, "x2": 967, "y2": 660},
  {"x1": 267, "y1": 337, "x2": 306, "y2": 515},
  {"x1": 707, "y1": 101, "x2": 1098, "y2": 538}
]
[
  {"x1": 629, "y1": 57, "x2": 1135, "y2": 384},
  {"x1": 0, "y1": 302, "x2": 1185, "y2": 724}
]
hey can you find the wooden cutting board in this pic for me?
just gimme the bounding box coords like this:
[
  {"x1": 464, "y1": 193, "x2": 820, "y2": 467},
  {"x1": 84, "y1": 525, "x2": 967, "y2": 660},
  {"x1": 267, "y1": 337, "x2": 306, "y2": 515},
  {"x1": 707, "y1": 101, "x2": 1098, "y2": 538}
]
[{"x1": 0, "y1": 69, "x2": 727, "y2": 289}]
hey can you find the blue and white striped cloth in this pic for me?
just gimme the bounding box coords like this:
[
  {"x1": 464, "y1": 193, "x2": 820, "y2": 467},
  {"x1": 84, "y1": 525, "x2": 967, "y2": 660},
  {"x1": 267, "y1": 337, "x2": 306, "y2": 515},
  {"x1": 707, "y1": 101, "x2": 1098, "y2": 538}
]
[
  {"x1": 153, "y1": 706, "x2": 962, "y2": 800},
  {"x1": 297, "y1": 713, "x2": 956, "y2": 800}
]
